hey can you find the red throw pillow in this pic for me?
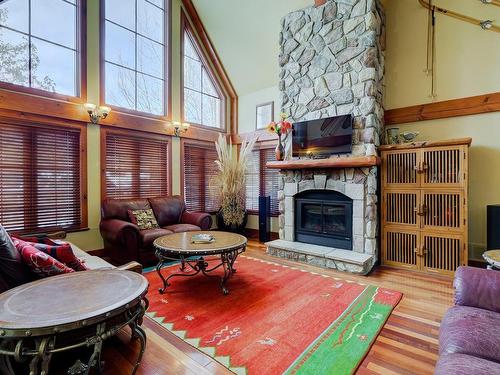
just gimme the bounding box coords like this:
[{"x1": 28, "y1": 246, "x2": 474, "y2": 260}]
[
  {"x1": 13, "y1": 237, "x2": 88, "y2": 272},
  {"x1": 13, "y1": 239, "x2": 74, "y2": 278}
]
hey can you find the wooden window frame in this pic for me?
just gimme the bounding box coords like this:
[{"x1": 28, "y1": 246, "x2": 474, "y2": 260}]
[
  {"x1": 99, "y1": 0, "x2": 172, "y2": 124},
  {"x1": 0, "y1": 0, "x2": 88, "y2": 121},
  {"x1": 180, "y1": 138, "x2": 219, "y2": 214},
  {"x1": 100, "y1": 126, "x2": 172, "y2": 201},
  {"x1": 180, "y1": 11, "x2": 226, "y2": 133},
  {"x1": 0, "y1": 110, "x2": 88, "y2": 234}
]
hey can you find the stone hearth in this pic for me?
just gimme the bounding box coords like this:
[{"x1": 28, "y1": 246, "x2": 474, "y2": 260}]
[{"x1": 266, "y1": 0, "x2": 385, "y2": 275}]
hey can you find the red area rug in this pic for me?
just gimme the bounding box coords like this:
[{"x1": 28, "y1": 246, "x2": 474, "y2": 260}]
[{"x1": 145, "y1": 256, "x2": 401, "y2": 375}]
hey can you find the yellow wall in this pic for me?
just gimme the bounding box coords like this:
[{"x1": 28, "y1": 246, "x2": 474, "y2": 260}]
[
  {"x1": 67, "y1": 0, "x2": 186, "y2": 251},
  {"x1": 385, "y1": 0, "x2": 500, "y2": 259}
]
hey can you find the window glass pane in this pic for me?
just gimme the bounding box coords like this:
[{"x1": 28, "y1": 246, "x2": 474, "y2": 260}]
[
  {"x1": 31, "y1": 0, "x2": 76, "y2": 49},
  {"x1": 105, "y1": 21, "x2": 135, "y2": 69},
  {"x1": 137, "y1": 73, "x2": 163, "y2": 115},
  {"x1": 184, "y1": 57, "x2": 201, "y2": 91},
  {"x1": 137, "y1": 36, "x2": 163, "y2": 78},
  {"x1": 0, "y1": 27, "x2": 29, "y2": 87},
  {"x1": 202, "y1": 69, "x2": 218, "y2": 97},
  {"x1": 105, "y1": 63, "x2": 135, "y2": 110},
  {"x1": 0, "y1": 0, "x2": 29, "y2": 33},
  {"x1": 184, "y1": 33, "x2": 199, "y2": 61},
  {"x1": 137, "y1": 0, "x2": 163, "y2": 43},
  {"x1": 31, "y1": 38, "x2": 75, "y2": 96},
  {"x1": 105, "y1": 0, "x2": 135, "y2": 30},
  {"x1": 184, "y1": 88, "x2": 202, "y2": 125},
  {"x1": 147, "y1": 0, "x2": 164, "y2": 9},
  {"x1": 202, "y1": 95, "x2": 219, "y2": 128}
]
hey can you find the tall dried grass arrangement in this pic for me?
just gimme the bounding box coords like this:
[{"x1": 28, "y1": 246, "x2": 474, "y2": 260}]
[{"x1": 212, "y1": 134, "x2": 257, "y2": 227}]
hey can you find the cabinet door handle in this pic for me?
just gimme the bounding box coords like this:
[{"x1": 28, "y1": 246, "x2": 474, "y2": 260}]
[{"x1": 415, "y1": 204, "x2": 428, "y2": 216}]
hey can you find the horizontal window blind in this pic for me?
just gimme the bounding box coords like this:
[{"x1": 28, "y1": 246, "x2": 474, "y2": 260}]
[
  {"x1": 0, "y1": 122, "x2": 82, "y2": 233},
  {"x1": 183, "y1": 142, "x2": 219, "y2": 213},
  {"x1": 104, "y1": 132, "x2": 170, "y2": 199},
  {"x1": 245, "y1": 148, "x2": 279, "y2": 216}
]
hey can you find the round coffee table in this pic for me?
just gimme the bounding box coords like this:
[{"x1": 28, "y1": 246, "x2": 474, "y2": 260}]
[
  {"x1": 153, "y1": 231, "x2": 247, "y2": 295},
  {"x1": 483, "y1": 250, "x2": 500, "y2": 270},
  {"x1": 0, "y1": 270, "x2": 148, "y2": 375}
]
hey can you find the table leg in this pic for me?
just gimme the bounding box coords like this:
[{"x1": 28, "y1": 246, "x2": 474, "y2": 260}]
[
  {"x1": 86, "y1": 323, "x2": 106, "y2": 375},
  {"x1": 155, "y1": 254, "x2": 169, "y2": 294},
  {"x1": 219, "y1": 248, "x2": 244, "y2": 295}
]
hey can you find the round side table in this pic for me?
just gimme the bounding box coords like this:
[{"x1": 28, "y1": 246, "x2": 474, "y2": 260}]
[{"x1": 0, "y1": 270, "x2": 149, "y2": 375}]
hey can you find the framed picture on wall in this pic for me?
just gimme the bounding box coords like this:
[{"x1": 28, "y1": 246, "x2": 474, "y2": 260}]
[{"x1": 256, "y1": 102, "x2": 274, "y2": 129}]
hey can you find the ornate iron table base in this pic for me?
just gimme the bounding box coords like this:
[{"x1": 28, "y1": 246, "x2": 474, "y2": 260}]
[
  {"x1": 156, "y1": 247, "x2": 245, "y2": 295},
  {"x1": 0, "y1": 297, "x2": 148, "y2": 375}
]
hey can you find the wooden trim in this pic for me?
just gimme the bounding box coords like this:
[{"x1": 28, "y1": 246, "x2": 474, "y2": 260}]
[
  {"x1": 181, "y1": 0, "x2": 238, "y2": 135},
  {"x1": 232, "y1": 129, "x2": 278, "y2": 144},
  {"x1": 255, "y1": 101, "x2": 274, "y2": 130},
  {"x1": 99, "y1": 0, "x2": 172, "y2": 124},
  {"x1": 380, "y1": 137, "x2": 472, "y2": 151},
  {"x1": 385, "y1": 92, "x2": 500, "y2": 125},
  {"x1": 267, "y1": 156, "x2": 381, "y2": 170},
  {"x1": 100, "y1": 127, "x2": 173, "y2": 201}
]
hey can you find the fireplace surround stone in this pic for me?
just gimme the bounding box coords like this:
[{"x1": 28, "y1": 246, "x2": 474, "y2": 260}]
[{"x1": 265, "y1": 0, "x2": 385, "y2": 275}]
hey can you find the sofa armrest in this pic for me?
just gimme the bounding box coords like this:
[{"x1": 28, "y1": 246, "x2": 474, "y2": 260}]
[
  {"x1": 99, "y1": 219, "x2": 140, "y2": 245},
  {"x1": 454, "y1": 266, "x2": 500, "y2": 313},
  {"x1": 181, "y1": 211, "x2": 212, "y2": 230},
  {"x1": 117, "y1": 261, "x2": 143, "y2": 274}
]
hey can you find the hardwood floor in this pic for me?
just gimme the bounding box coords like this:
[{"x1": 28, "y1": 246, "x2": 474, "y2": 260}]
[{"x1": 101, "y1": 241, "x2": 453, "y2": 375}]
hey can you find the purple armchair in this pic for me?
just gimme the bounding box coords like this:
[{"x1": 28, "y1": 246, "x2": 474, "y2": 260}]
[{"x1": 435, "y1": 266, "x2": 500, "y2": 375}]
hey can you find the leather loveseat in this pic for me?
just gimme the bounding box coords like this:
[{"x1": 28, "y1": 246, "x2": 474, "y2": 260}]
[
  {"x1": 435, "y1": 266, "x2": 500, "y2": 374},
  {"x1": 99, "y1": 196, "x2": 212, "y2": 265}
]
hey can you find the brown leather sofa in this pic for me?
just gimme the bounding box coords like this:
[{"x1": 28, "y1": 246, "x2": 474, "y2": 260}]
[{"x1": 100, "y1": 196, "x2": 212, "y2": 265}]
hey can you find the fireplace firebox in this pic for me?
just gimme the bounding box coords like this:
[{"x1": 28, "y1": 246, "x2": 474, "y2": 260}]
[{"x1": 295, "y1": 190, "x2": 353, "y2": 250}]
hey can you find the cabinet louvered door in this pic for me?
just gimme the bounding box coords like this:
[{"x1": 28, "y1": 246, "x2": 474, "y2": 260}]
[
  {"x1": 382, "y1": 228, "x2": 420, "y2": 271},
  {"x1": 382, "y1": 150, "x2": 420, "y2": 189},
  {"x1": 382, "y1": 190, "x2": 420, "y2": 229},
  {"x1": 421, "y1": 146, "x2": 466, "y2": 188},
  {"x1": 421, "y1": 233, "x2": 465, "y2": 276},
  {"x1": 421, "y1": 190, "x2": 465, "y2": 233}
]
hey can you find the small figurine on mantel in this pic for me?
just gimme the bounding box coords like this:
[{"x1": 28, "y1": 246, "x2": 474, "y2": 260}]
[{"x1": 267, "y1": 113, "x2": 293, "y2": 161}]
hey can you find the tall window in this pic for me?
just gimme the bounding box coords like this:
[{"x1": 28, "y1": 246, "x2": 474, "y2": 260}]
[
  {"x1": 182, "y1": 25, "x2": 224, "y2": 129},
  {"x1": 183, "y1": 142, "x2": 219, "y2": 213},
  {"x1": 103, "y1": 0, "x2": 168, "y2": 116},
  {"x1": 245, "y1": 147, "x2": 279, "y2": 216},
  {"x1": 103, "y1": 130, "x2": 170, "y2": 199},
  {"x1": 0, "y1": 0, "x2": 81, "y2": 96},
  {"x1": 0, "y1": 122, "x2": 84, "y2": 233}
]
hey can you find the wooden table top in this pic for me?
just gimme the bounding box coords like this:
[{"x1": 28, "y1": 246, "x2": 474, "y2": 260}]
[
  {"x1": 0, "y1": 270, "x2": 148, "y2": 331},
  {"x1": 154, "y1": 231, "x2": 247, "y2": 255}
]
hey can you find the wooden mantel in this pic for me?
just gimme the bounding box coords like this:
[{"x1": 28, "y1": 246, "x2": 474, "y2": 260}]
[{"x1": 266, "y1": 156, "x2": 381, "y2": 170}]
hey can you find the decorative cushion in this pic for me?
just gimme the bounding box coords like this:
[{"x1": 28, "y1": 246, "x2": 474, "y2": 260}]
[
  {"x1": 17, "y1": 237, "x2": 88, "y2": 272},
  {"x1": 13, "y1": 239, "x2": 75, "y2": 277},
  {"x1": 128, "y1": 209, "x2": 160, "y2": 230},
  {"x1": 0, "y1": 225, "x2": 34, "y2": 288}
]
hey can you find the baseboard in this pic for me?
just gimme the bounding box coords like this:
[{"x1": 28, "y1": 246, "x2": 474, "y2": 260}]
[{"x1": 244, "y1": 228, "x2": 279, "y2": 242}]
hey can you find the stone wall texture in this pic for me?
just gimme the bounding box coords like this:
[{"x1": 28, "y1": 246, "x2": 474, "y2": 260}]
[{"x1": 273, "y1": 0, "x2": 385, "y2": 270}]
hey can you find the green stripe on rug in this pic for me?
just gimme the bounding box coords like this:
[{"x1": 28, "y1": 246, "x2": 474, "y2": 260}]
[{"x1": 285, "y1": 286, "x2": 392, "y2": 375}]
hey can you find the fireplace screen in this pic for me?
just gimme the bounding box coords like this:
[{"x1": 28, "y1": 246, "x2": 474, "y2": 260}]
[{"x1": 295, "y1": 190, "x2": 353, "y2": 249}]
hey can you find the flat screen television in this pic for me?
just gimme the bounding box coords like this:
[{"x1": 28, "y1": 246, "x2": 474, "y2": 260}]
[{"x1": 292, "y1": 115, "x2": 353, "y2": 157}]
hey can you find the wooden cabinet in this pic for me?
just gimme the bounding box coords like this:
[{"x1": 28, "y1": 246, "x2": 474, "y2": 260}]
[{"x1": 380, "y1": 138, "x2": 471, "y2": 276}]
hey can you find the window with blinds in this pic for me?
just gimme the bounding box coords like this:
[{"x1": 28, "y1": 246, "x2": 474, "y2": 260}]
[
  {"x1": 104, "y1": 131, "x2": 170, "y2": 199},
  {"x1": 0, "y1": 122, "x2": 84, "y2": 233},
  {"x1": 183, "y1": 142, "x2": 219, "y2": 213},
  {"x1": 245, "y1": 147, "x2": 279, "y2": 216}
]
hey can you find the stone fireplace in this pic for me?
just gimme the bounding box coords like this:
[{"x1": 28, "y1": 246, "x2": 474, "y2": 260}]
[{"x1": 265, "y1": 0, "x2": 385, "y2": 275}]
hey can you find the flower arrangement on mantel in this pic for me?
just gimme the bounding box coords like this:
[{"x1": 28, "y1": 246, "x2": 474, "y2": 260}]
[
  {"x1": 266, "y1": 113, "x2": 293, "y2": 161},
  {"x1": 211, "y1": 134, "x2": 257, "y2": 230}
]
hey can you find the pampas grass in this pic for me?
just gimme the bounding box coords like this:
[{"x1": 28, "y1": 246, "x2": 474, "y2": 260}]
[{"x1": 211, "y1": 133, "x2": 257, "y2": 227}]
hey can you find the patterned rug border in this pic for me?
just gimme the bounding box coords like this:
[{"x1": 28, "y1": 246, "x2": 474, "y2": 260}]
[{"x1": 144, "y1": 255, "x2": 402, "y2": 375}]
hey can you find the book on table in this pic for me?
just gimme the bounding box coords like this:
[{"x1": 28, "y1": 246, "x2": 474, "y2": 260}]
[{"x1": 191, "y1": 234, "x2": 215, "y2": 244}]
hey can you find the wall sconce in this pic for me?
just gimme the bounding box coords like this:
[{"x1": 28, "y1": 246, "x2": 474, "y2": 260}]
[
  {"x1": 171, "y1": 121, "x2": 190, "y2": 137},
  {"x1": 84, "y1": 103, "x2": 111, "y2": 124}
]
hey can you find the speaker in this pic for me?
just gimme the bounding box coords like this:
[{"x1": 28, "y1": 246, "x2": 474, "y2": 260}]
[
  {"x1": 487, "y1": 205, "x2": 500, "y2": 250},
  {"x1": 259, "y1": 196, "x2": 271, "y2": 242}
]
